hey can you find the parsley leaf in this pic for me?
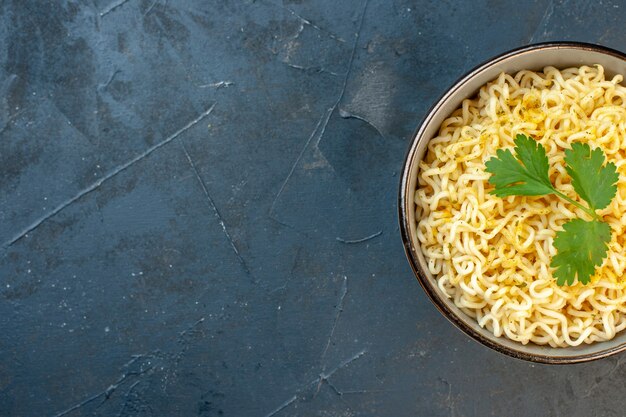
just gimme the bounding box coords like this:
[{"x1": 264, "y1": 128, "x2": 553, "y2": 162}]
[
  {"x1": 485, "y1": 134, "x2": 555, "y2": 197},
  {"x1": 564, "y1": 142, "x2": 618, "y2": 211},
  {"x1": 551, "y1": 219, "x2": 611, "y2": 285}
]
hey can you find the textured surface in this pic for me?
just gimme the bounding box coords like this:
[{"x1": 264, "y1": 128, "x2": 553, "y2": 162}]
[{"x1": 1, "y1": 1, "x2": 626, "y2": 416}]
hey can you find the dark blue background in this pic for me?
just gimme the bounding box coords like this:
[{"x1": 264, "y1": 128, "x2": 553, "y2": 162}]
[{"x1": 1, "y1": 0, "x2": 625, "y2": 416}]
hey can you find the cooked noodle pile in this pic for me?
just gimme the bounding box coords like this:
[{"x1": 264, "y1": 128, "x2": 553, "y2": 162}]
[{"x1": 416, "y1": 65, "x2": 626, "y2": 347}]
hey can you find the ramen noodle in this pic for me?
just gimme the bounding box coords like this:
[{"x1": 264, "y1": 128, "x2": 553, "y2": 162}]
[{"x1": 416, "y1": 65, "x2": 626, "y2": 347}]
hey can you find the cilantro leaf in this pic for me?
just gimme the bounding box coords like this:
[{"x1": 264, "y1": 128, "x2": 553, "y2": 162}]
[
  {"x1": 485, "y1": 134, "x2": 555, "y2": 197},
  {"x1": 551, "y1": 219, "x2": 611, "y2": 285},
  {"x1": 484, "y1": 133, "x2": 618, "y2": 286},
  {"x1": 564, "y1": 142, "x2": 618, "y2": 211}
]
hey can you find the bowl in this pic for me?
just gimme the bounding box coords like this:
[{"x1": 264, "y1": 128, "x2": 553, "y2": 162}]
[{"x1": 399, "y1": 42, "x2": 626, "y2": 364}]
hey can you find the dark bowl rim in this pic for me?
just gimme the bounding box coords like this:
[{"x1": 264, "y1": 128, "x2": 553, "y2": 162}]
[{"x1": 398, "y1": 41, "x2": 626, "y2": 364}]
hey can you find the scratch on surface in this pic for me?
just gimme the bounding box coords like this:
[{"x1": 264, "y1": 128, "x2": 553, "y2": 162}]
[
  {"x1": 51, "y1": 354, "x2": 154, "y2": 417},
  {"x1": 0, "y1": 74, "x2": 20, "y2": 133},
  {"x1": 338, "y1": 108, "x2": 385, "y2": 140},
  {"x1": 324, "y1": 379, "x2": 343, "y2": 396},
  {"x1": 320, "y1": 276, "x2": 349, "y2": 361},
  {"x1": 336, "y1": 230, "x2": 382, "y2": 244},
  {"x1": 180, "y1": 140, "x2": 253, "y2": 278},
  {"x1": 331, "y1": 0, "x2": 368, "y2": 114},
  {"x1": 265, "y1": 0, "x2": 346, "y2": 43},
  {"x1": 178, "y1": 317, "x2": 205, "y2": 339},
  {"x1": 199, "y1": 81, "x2": 235, "y2": 89},
  {"x1": 321, "y1": 379, "x2": 398, "y2": 398},
  {"x1": 1, "y1": 73, "x2": 18, "y2": 91},
  {"x1": 321, "y1": 349, "x2": 366, "y2": 380},
  {"x1": 116, "y1": 380, "x2": 141, "y2": 417},
  {"x1": 0, "y1": 107, "x2": 27, "y2": 137},
  {"x1": 52, "y1": 320, "x2": 207, "y2": 416},
  {"x1": 271, "y1": 246, "x2": 301, "y2": 293},
  {"x1": 175, "y1": 317, "x2": 206, "y2": 361},
  {"x1": 320, "y1": 0, "x2": 369, "y2": 118},
  {"x1": 100, "y1": 0, "x2": 132, "y2": 17},
  {"x1": 264, "y1": 395, "x2": 297, "y2": 417},
  {"x1": 447, "y1": 382, "x2": 454, "y2": 417},
  {"x1": 99, "y1": 69, "x2": 121, "y2": 90},
  {"x1": 51, "y1": 391, "x2": 106, "y2": 417},
  {"x1": 265, "y1": 350, "x2": 366, "y2": 416},
  {"x1": 335, "y1": 388, "x2": 397, "y2": 395},
  {"x1": 2, "y1": 104, "x2": 216, "y2": 249},
  {"x1": 267, "y1": 215, "x2": 301, "y2": 233},
  {"x1": 439, "y1": 378, "x2": 456, "y2": 417},
  {"x1": 269, "y1": 106, "x2": 333, "y2": 217},
  {"x1": 164, "y1": 317, "x2": 207, "y2": 391},
  {"x1": 315, "y1": 349, "x2": 366, "y2": 395},
  {"x1": 143, "y1": 0, "x2": 159, "y2": 16},
  {"x1": 94, "y1": 199, "x2": 105, "y2": 224},
  {"x1": 528, "y1": 0, "x2": 554, "y2": 43},
  {"x1": 283, "y1": 62, "x2": 340, "y2": 77},
  {"x1": 269, "y1": 0, "x2": 368, "y2": 219}
]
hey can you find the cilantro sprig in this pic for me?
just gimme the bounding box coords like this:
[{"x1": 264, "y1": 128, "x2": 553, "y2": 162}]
[{"x1": 485, "y1": 134, "x2": 618, "y2": 285}]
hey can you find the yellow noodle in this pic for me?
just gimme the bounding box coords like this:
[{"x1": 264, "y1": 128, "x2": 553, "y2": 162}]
[{"x1": 416, "y1": 65, "x2": 626, "y2": 347}]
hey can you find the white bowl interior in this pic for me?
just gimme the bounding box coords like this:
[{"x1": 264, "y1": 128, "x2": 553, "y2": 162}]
[{"x1": 405, "y1": 44, "x2": 626, "y2": 361}]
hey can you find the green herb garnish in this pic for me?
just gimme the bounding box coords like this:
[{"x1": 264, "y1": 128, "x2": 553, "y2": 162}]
[{"x1": 485, "y1": 134, "x2": 618, "y2": 285}]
